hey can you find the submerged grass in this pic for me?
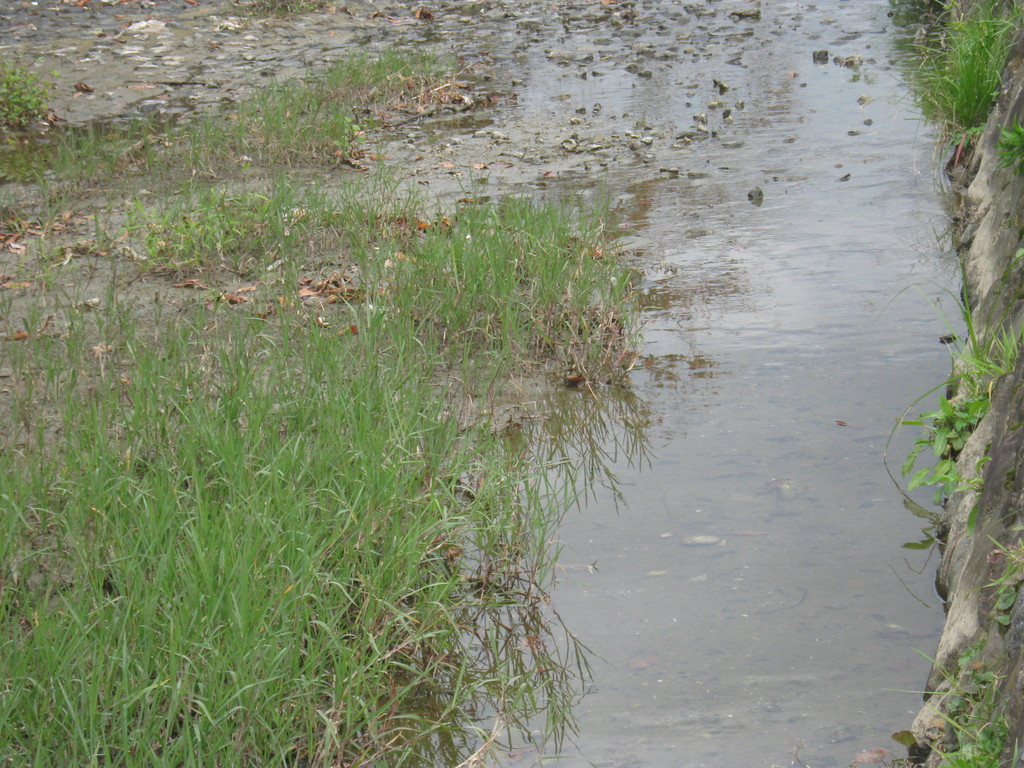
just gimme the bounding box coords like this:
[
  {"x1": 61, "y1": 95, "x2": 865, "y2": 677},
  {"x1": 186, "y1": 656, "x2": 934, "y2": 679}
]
[{"x1": 1, "y1": 60, "x2": 639, "y2": 762}]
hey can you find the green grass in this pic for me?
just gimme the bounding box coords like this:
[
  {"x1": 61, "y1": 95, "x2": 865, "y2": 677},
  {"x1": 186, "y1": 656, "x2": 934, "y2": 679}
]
[
  {"x1": 30, "y1": 50, "x2": 456, "y2": 195},
  {"x1": 0, "y1": 42, "x2": 641, "y2": 764},
  {"x1": 0, "y1": 63, "x2": 49, "y2": 128},
  {"x1": 0, "y1": 182, "x2": 638, "y2": 765},
  {"x1": 910, "y1": 0, "x2": 1023, "y2": 141},
  {"x1": 245, "y1": 0, "x2": 333, "y2": 15},
  {"x1": 900, "y1": 263, "x2": 1023, "y2": 508},
  {"x1": 920, "y1": 642, "x2": 1010, "y2": 768},
  {"x1": 127, "y1": 179, "x2": 344, "y2": 275}
]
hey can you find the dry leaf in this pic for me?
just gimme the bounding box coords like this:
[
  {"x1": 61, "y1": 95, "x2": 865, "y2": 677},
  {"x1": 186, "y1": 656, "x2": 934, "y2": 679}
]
[
  {"x1": 4, "y1": 331, "x2": 30, "y2": 341},
  {"x1": 222, "y1": 293, "x2": 248, "y2": 305}
]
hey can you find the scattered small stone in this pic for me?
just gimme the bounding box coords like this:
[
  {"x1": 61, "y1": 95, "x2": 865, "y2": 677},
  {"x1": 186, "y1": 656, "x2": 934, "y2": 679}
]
[
  {"x1": 812, "y1": 49, "x2": 830, "y2": 64},
  {"x1": 747, "y1": 186, "x2": 764, "y2": 206}
]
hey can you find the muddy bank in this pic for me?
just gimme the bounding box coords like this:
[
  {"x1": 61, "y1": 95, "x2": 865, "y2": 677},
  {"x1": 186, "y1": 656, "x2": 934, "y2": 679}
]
[{"x1": 908, "y1": 26, "x2": 1024, "y2": 767}]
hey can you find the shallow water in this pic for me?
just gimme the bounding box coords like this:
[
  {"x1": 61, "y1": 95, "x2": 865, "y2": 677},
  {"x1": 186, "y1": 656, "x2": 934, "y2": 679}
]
[
  {"x1": 1, "y1": 0, "x2": 957, "y2": 763},
  {"x1": 482, "y1": 1, "x2": 958, "y2": 766}
]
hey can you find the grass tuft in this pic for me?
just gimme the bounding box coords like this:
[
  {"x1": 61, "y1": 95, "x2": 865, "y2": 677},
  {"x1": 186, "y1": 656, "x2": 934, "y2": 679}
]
[
  {"x1": 0, "y1": 63, "x2": 49, "y2": 128},
  {"x1": 910, "y1": 0, "x2": 1022, "y2": 143}
]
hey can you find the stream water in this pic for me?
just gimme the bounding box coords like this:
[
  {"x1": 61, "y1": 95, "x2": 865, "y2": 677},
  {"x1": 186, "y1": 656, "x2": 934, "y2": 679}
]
[
  {"x1": 486, "y1": 1, "x2": 958, "y2": 766},
  {"x1": 2, "y1": 0, "x2": 959, "y2": 764}
]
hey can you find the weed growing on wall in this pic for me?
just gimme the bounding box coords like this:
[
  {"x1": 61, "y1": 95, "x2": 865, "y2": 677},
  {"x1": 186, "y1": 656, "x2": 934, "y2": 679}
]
[{"x1": 996, "y1": 119, "x2": 1024, "y2": 173}]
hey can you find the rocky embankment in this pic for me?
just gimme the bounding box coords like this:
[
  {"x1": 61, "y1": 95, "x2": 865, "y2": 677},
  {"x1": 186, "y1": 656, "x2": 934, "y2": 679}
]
[{"x1": 910, "y1": 28, "x2": 1024, "y2": 767}]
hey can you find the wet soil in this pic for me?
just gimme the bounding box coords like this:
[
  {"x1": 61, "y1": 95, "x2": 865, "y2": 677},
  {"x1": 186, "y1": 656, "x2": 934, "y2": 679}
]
[{"x1": 3, "y1": 0, "x2": 958, "y2": 766}]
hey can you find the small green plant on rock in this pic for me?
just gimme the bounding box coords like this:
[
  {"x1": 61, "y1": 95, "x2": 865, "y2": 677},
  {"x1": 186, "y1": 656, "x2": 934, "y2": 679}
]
[
  {"x1": 0, "y1": 63, "x2": 49, "y2": 128},
  {"x1": 930, "y1": 643, "x2": 1008, "y2": 768},
  {"x1": 996, "y1": 118, "x2": 1024, "y2": 174},
  {"x1": 902, "y1": 394, "x2": 989, "y2": 503}
]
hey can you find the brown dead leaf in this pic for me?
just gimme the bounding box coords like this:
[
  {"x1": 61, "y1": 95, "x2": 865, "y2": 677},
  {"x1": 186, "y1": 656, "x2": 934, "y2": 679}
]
[
  {"x1": 173, "y1": 279, "x2": 207, "y2": 289},
  {"x1": 3, "y1": 331, "x2": 30, "y2": 341},
  {"x1": 235, "y1": 285, "x2": 257, "y2": 293},
  {"x1": 543, "y1": 170, "x2": 559, "y2": 178},
  {"x1": 1, "y1": 281, "x2": 32, "y2": 289},
  {"x1": 222, "y1": 293, "x2": 248, "y2": 305},
  {"x1": 74, "y1": 82, "x2": 94, "y2": 93},
  {"x1": 472, "y1": 162, "x2": 488, "y2": 170},
  {"x1": 91, "y1": 344, "x2": 113, "y2": 358},
  {"x1": 412, "y1": 7, "x2": 434, "y2": 19},
  {"x1": 416, "y1": 220, "x2": 431, "y2": 231},
  {"x1": 441, "y1": 161, "x2": 456, "y2": 169}
]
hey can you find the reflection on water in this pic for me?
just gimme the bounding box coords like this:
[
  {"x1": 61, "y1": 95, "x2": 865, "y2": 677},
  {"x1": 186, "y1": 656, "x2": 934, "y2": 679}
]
[
  {"x1": 483, "y1": 1, "x2": 957, "y2": 767},
  {"x1": 430, "y1": 384, "x2": 654, "y2": 763}
]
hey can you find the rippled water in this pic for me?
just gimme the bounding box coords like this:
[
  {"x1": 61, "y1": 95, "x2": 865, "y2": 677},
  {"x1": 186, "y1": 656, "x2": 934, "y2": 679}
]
[{"x1": 483, "y1": 1, "x2": 959, "y2": 766}]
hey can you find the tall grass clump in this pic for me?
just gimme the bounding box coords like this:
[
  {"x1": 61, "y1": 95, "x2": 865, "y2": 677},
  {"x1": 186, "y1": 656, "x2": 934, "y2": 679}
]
[
  {"x1": 0, "y1": 175, "x2": 639, "y2": 764},
  {"x1": 0, "y1": 297, "x2": 585, "y2": 766},
  {"x1": 911, "y1": 0, "x2": 1023, "y2": 141}
]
